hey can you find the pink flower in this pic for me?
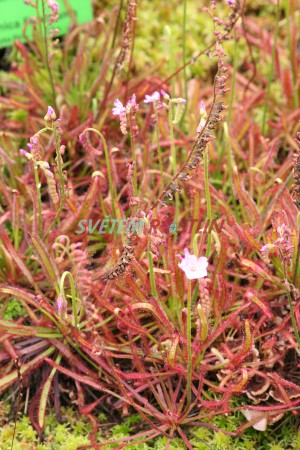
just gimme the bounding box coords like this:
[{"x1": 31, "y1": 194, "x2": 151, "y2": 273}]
[
  {"x1": 56, "y1": 295, "x2": 64, "y2": 311},
  {"x1": 126, "y1": 94, "x2": 139, "y2": 113},
  {"x1": 20, "y1": 149, "x2": 31, "y2": 158},
  {"x1": 161, "y1": 89, "x2": 170, "y2": 100},
  {"x1": 144, "y1": 92, "x2": 160, "y2": 103},
  {"x1": 47, "y1": 0, "x2": 59, "y2": 24},
  {"x1": 178, "y1": 248, "x2": 208, "y2": 280},
  {"x1": 112, "y1": 99, "x2": 125, "y2": 116},
  {"x1": 48, "y1": 0, "x2": 59, "y2": 14},
  {"x1": 112, "y1": 96, "x2": 139, "y2": 135},
  {"x1": 44, "y1": 105, "x2": 56, "y2": 122},
  {"x1": 112, "y1": 99, "x2": 127, "y2": 134},
  {"x1": 126, "y1": 94, "x2": 139, "y2": 137},
  {"x1": 260, "y1": 243, "x2": 275, "y2": 264},
  {"x1": 55, "y1": 295, "x2": 67, "y2": 316}
]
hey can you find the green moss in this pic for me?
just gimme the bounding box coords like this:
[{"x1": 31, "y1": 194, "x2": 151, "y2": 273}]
[
  {"x1": 1, "y1": 408, "x2": 300, "y2": 450},
  {"x1": 2, "y1": 298, "x2": 27, "y2": 320}
]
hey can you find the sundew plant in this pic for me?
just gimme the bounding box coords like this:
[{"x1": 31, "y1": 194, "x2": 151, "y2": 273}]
[{"x1": 0, "y1": 0, "x2": 300, "y2": 449}]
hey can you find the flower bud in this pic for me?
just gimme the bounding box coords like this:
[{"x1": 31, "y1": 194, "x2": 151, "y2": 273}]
[{"x1": 44, "y1": 106, "x2": 57, "y2": 122}]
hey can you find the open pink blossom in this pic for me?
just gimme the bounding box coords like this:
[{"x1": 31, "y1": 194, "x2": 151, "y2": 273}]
[
  {"x1": 112, "y1": 99, "x2": 125, "y2": 116},
  {"x1": 178, "y1": 248, "x2": 208, "y2": 280},
  {"x1": 144, "y1": 91, "x2": 160, "y2": 103},
  {"x1": 48, "y1": 0, "x2": 59, "y2": 13},
  {"x1": 126, "y1": 94, "x2": 138, "y2": 113},
  {"x1": 112, "y1": 95, "x2": 139, "y2": 135},
  {"x1": 112, "y1": 99, "x2": 127, "y2": 134}
]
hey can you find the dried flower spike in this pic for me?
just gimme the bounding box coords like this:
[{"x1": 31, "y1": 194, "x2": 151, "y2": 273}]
[{"x1": 116, "y1": 0, "x2": 137, "y2": 73}]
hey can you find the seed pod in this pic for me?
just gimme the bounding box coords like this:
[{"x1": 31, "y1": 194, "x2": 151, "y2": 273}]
[
  {"x1": 44, "y1": 169, "x2": 59, "y2": 204},
  {"x1": 172, "y1": 100, "x2": 186, "y2": 124}
]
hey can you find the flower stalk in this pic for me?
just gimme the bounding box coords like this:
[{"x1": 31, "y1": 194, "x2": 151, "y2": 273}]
[{"x1": 186, "y1": 278, "x2": 193, "y2": 407}]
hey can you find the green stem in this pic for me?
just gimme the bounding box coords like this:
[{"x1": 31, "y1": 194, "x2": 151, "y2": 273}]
[
  {"x1": 204, "y1": 148, "x2": 212, "y2": 257},
  {"x1": 129, "y1": 120, "x2": 137, "y2": 196},
  {"x1": 186, "y1": 279, "x2": 192, "y2": 407},
  {"x1": 54, "y1": 127, "x2": 65, "y2": 203},
  {"x1": 168, "y1": 103, "x2": 179, "y2": 238},
  {"x1": 45, "y1": 126, "x2": 66, "y2": 238},
  {"x1": 98, "y1": 0, "x2": 123, "y2": 112},
  {"x1": 286, "y1": 285, "x2": 300, "y2": 349},
  {"x1": 261, "y1": 0, "x2": 280, "y2": 135},
  {"x1": 154, "y1": 106, "x2": 163, "y2": 181},
  {"x1": 165, "y1": 26, "x2": 175, "y2": 96},
  {"x1": 82, "y1": 128, "x2": 116, "y2": 218},
  {"x1": 281, "y1": 256, "x2": 300, "y2": 349},
  {"x1": 223, "y1": 122, "x2": 238, "y2": 215},
  {"x1": 181, "y1": 0, "x2": 188, "y2": 123},
  {"x1": 168, "y1": 104, "x2": 176, "y2": 176},
  {"x1": 33, "y1": 165, "x2": 43, "y2": 238},
  {"x1": 12, "y1": 193, "x2": 20, "y2": 251},
  {"x1": 293, "y1": 228, "x2": 300, "y2": 286},
  {"x1": 40, "y1": 0, "x2": 57, "y2": 108},
  {"x1": 285, "y1": 0, "x2": 298, "y2": 107},
  {"x1": 227, "y1": 30, "x2": 238, "y2": 123},
  {"x1": 148, "y1": 237, "x2": 158, "y2": 298}
]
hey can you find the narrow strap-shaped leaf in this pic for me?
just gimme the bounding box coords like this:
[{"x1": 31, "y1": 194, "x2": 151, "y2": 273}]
[
  {"x1": 232, "y1": 165, "x2": 262, "y2": 228},
  {"x1": 48, "y1": 338, "x2": 95, "y2": 376},
  {"x1": 0, "y1": 232, "x2": 41, "y2": 292},
  {"x1": 30, "y1": 353, "x2": 62, "y2": 433},
  {"x1": 30, "y1": 236, "x2": 60, "y2": 294},
  {"x1": 240, "y1": 257, "x2": 280, "y2": 283},
  {"x1": 205, "y1": 302, "x2": 251, "y2": 347},
  {"x1": 0, "y1": 346, "x2": 55, "y2": 393},
  {"x1": 242, "y1": 224, "x2": 262, "y2": 252},
  {"x1": 246, "y1": 290, "x2": 272, "y2": 318},
  {"x1": 45, "y1": 357, "x2": 123, "y2": 400},
  {"x1": 0, "y1": 320, "x2": 62, "y2": 338}
]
